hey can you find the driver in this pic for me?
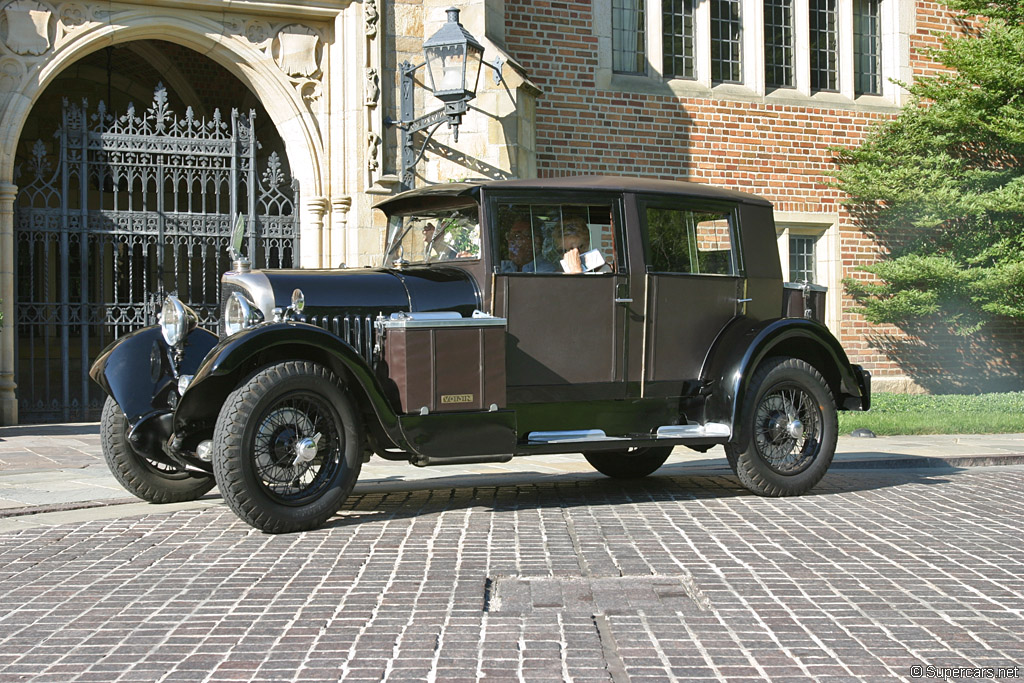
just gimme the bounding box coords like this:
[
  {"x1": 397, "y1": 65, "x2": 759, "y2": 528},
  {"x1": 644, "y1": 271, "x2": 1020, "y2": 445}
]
[{"x1": 421, "y1": 222, "x2": 458, "y2": 261}]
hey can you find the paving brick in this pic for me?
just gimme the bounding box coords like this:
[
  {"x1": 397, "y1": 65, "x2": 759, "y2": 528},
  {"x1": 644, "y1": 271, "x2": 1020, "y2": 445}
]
[{"x1": 1, "y1": 468, "x2": 1023, "y2": 681}]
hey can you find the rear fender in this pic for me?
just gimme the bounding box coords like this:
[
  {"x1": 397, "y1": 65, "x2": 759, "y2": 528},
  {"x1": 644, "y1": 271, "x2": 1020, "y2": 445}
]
[
  {"x1": 172, "y1": 323, "x2": 402, "y2": 446},
  {"x1": 702, "y1": 317, "x2": 870, "y2": 428},
  {"x1": 89, "y1": 325, "x2": 219, "y2": 426}
]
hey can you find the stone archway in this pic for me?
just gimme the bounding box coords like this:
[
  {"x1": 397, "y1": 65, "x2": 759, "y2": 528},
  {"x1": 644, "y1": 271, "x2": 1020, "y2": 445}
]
[{"x1": 0, "y1": 2, "x2": 342, "y2": 424}]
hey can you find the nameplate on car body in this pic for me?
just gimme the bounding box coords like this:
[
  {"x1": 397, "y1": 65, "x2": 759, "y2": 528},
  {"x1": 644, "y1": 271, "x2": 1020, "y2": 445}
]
[{"x1": 441, "y1": 394, "x2": 474, "y2": 404}]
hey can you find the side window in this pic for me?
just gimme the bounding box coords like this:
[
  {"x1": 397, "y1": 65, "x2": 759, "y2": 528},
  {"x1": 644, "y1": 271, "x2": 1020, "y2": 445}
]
[
  {"x1": 495, "y1": 203, "x2": 618, "y2": 274},
  {"x1": 694, "y1": 214, "x2": 734, "y2": 275},
  {"x1": 646, "y1": 206, "x2": 737, "y2": 275}
]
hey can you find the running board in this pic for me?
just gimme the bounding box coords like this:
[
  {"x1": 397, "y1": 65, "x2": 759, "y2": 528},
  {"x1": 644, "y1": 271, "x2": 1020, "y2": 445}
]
[
  {"x1": 412, "y1": 453, "x2": 513, "y2": 467},
  {"x1": 527, "y1": 429, "x2": 629, "y2": 444},
  {"x1": 656, "y1": 423, "x2": 731, "y2": 439},
  {"x1": 527, "y1": 423, "x2": 731, "y2": 445}
]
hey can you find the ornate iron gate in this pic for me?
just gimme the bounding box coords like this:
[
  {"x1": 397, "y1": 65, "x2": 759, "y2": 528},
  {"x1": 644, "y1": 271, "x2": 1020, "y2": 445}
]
[{"x1": 14, "y1": 84, "x2": 299, "y2": 423}]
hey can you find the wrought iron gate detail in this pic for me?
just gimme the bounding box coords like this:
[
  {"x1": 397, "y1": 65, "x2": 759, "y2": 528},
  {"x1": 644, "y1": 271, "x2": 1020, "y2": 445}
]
[{"x1": 15, "y1": 84, "x2": 299, "y2": 423}]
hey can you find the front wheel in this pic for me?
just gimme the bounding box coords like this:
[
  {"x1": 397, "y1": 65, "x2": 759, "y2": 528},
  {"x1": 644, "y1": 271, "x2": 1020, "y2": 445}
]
[
  {"x1": 725, "y1": 357, "x2": 837, "y2": 496},
  {"x1": 212, "y1": 361, "x2": 363, "y2": 533},
  {"x1": 100, "y1": 397, "x2": 215, "y2": 503},
  {"x1": 583, "y1": 446, "x2": 673, "y2": 479}
]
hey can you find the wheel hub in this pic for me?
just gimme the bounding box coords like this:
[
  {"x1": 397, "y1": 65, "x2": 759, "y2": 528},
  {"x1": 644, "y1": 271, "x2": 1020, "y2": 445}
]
[
  {"x1": 767, "y1": 413, "x2": 801, "y2": 444},
  {"x1": 292, "y1": 432, "x2": 322, "y2": 466}
]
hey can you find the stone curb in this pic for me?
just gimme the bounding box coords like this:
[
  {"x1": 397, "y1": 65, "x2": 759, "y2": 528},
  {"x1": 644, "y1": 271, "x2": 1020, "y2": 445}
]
[{"x1": 829, "y1": 454, "x2": 1024, "y2": 469}]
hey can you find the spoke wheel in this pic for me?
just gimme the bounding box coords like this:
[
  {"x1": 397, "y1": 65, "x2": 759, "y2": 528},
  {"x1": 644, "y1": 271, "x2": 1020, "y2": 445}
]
[
  {"x1": 100, "y1": 397, "x2": 215, "y2": 503},
  {"x1": 213, "y1": 361, "x2": 363, "y2": 533},
  {"x1": 753, "y1": 384, "x2": 822, "y2": 475},
  {"x1": 726, "y1": 357, "x2": 837, "y2": 496},
  {"x1": 583, "y1": 446, "x2": 673, "y2": 479}
]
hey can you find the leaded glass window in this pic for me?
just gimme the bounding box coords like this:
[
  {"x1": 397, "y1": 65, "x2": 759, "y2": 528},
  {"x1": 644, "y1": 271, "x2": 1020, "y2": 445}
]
[
  {"x1": 764, "y1": 0, "x2": 794, "y2": 88},
  {"x1": 613, "y1": 0, "x2": 647, "y2": 74},
  {"x1": 711, "y1": 0, "x2": 742, "y2": 84},
  {"x1": 663, "y1": 0, "x2": 696, "y2": 79},
  {"x1": 789, "y1": 235, "x2": 816, "y2": 283},
  {"x1": 810, "y1": 0, "x2": 838, "y2": 91},
  {"x1": 854, "y1": 0, "x2": 881, "y2": 95}
]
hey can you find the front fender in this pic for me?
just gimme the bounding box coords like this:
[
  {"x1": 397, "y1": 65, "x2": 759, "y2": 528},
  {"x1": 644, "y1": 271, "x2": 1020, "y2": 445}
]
[
  {"x1": 89, "y1": 325, "x2": 219, "y2": 426},
  {"x1": 702, "y1": 317, "x2": 870, "y2": 428},
  {"x1": 173, "y1": 322, "x2": 402, "y2": 443}
]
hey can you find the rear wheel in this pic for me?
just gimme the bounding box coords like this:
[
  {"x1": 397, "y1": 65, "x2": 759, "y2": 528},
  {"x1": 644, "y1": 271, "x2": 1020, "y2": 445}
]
[
  {"x1": 583, "y1": 446, "x2": 673, "y2": 479},
  {"x1": 100, "y1": 397, "x2": 215, "y2": 503},
  {"x1": 725, "y1": 357, "x2": 837, "y2": 496},
  {"x1": 212, "y1": 361, "x2": 362, "y2": 533}
]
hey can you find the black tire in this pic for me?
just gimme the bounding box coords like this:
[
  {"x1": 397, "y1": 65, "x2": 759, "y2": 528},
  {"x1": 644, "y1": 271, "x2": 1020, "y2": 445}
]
[
  {"x1": 583, "y1": 446, "x2": 673, "y2": 479},
  {"x1": 100, "y1": 396, "x2": 215, "y2": 503},
  {"x1": 212, "y1": 361, "x2": 363, "y2": 533},
  {"x1": 725, "y1": 357, "x2": 838, "y2": 496}
]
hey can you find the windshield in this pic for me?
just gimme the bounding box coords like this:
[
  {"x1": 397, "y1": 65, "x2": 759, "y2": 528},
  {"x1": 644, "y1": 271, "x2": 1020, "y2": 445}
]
[{"x1": 384, "y1": 205, "x2": 481, "y2": 266}]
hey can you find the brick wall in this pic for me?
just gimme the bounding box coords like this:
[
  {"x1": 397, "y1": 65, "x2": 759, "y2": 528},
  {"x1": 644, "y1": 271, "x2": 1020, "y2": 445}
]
[{"x1": 504, "y1": 0, "x2": 1024, "y2": 392}]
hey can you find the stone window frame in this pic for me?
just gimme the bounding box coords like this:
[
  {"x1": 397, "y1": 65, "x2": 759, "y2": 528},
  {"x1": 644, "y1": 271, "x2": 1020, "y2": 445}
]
[
  {"x1": 776, "y1": 213, "x2": 841, "y2": 333},
  {"x1": 596, "y1": 0, "x2": 912, "y2": 112}
]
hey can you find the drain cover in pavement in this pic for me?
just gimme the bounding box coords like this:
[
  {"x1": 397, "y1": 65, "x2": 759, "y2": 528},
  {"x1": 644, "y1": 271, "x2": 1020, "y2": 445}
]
[{"x1": 486, "y1": 575, "x2": 710, "y2": 614}]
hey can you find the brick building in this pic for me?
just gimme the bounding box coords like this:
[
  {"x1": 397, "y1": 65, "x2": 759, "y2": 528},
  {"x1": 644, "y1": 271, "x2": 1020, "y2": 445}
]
[
  {"x1": 0, "y1": 0, "x2": 1017, "y2": 424},
  {"x1": 496, "y1": 0, "x2": 1022, "y2": 394}
]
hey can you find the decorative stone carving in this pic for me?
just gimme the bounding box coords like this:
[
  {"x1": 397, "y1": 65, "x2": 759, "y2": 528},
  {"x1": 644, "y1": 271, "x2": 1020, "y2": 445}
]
[
  {"x1": 58, "y1": 3, "x2": 85, "y2": 27},
  {"x1": 244, "y1": 19, "x2": 271, "y2": 46},
  {"x1": 2, "y1": 0, "x2": 52, "y2": 55},
  {"x1": 53, "y1": 3, "x2": 97, "y2": 49},
  {"x1": 0, "y1": 56, "x2": 23, "y2": 92},
  {"x1": 301, "y1": 81, "x2": 322, "y2": 109},
  {"x1": 365, "y1": 67, "x2": 379, "y2": 108},
  {"x1": 367, "y1": 132, "x2": 381, "y2": 174},
  {"x1": 274, "y1": 24, "x2": 320, "y2": 78},
  {"x1": 364, "y1": 0, "x2": 378, "y2": 38}
]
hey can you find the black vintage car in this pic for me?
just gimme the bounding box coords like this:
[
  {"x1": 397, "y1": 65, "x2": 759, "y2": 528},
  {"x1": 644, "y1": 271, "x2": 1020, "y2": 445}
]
[{"x1": 90, "y1": 177, "x2": 870, "y2": 532}]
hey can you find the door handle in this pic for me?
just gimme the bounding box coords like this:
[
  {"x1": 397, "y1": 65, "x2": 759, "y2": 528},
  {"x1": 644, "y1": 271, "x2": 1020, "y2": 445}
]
[
  {"x1": 737, "y1": 298, "x2": 753, "y2": 303},
  {"x1": 614, "y1": 297, "x2": 633, "y2": 304}
]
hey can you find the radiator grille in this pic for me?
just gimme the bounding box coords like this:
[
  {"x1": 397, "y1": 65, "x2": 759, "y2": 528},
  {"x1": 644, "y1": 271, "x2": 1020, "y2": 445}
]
[{"x1": 307, "y1": 314, "x2": 377, "y2": 364}]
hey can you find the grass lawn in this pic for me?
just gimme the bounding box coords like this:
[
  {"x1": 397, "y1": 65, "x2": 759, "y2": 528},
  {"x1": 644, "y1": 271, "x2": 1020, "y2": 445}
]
[{"x1": 837, "y1": 392, "x2": 1024, "y2": 436}]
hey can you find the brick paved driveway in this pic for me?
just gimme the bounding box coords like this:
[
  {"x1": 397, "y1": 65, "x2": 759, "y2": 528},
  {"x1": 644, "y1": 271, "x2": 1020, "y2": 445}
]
[{"x1": 0, "y1": 467, "x2": 1022, "y2": 682}]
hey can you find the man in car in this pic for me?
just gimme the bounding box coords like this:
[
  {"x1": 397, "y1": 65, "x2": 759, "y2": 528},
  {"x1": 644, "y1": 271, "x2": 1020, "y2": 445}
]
[{"x1": 500, "y1": 216, "x2": 557, "y2": 272}]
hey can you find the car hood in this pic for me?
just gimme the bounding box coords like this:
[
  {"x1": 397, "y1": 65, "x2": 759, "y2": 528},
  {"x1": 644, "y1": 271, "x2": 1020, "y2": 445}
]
[{"x1": 222, "y1": 266, "x2": 480, "y2": 320}]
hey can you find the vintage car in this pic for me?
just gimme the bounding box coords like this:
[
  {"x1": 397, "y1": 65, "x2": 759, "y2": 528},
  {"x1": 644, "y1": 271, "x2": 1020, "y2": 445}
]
[{"x1": 90, "y1": 176, "x2": 870, "y2": 533}]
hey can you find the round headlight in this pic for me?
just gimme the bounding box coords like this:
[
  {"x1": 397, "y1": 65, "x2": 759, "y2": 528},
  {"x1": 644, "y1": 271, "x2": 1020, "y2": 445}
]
[
  {"x1": 224, "y1": 292, "x2": 263, "y2": 336},
  {"x1": 160, "y1": 296, "x2": 197, "y2": 346}
]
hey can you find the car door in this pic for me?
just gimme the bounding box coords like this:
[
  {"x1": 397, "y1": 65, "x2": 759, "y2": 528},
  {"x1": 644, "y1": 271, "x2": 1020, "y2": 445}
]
[
  {"x1": 634, "y1": 195, "x2": 747, "y2": 395},
  {"x1": 488, "y1": 194, "x2": 630, "y2": 401}
]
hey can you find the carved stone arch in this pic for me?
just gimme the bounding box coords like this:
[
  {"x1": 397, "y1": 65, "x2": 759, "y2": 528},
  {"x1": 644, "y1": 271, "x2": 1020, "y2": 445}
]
[
  {"x1": 0, "y1": 12, "x2": 325, "y2": 198},
  {"x1": 0, "y1": 10, "x2": 332, "y2": 424}
]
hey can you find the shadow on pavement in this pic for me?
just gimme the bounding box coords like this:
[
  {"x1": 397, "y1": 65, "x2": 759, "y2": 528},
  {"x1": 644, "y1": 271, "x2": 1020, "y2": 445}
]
[
  {"x1": 0, "y1": 423, "x2": 101, "y2": 438},
  {"x1": 324, "y1": 467, "x2": 960, "y2": 530}
]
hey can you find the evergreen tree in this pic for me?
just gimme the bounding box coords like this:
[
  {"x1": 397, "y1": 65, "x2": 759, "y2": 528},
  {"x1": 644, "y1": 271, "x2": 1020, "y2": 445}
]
[{"x1": 834, "y1": 0, "x2": 1024, "y2": 334}]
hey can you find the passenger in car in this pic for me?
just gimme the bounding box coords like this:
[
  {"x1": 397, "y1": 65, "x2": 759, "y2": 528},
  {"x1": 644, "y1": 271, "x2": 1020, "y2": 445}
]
[
  {"x1": 553, "y1": 215, "x2": 613, "y2": 274},
  {"x1": 499, "y1": 216, "x2": 557, "y2": 272}
]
